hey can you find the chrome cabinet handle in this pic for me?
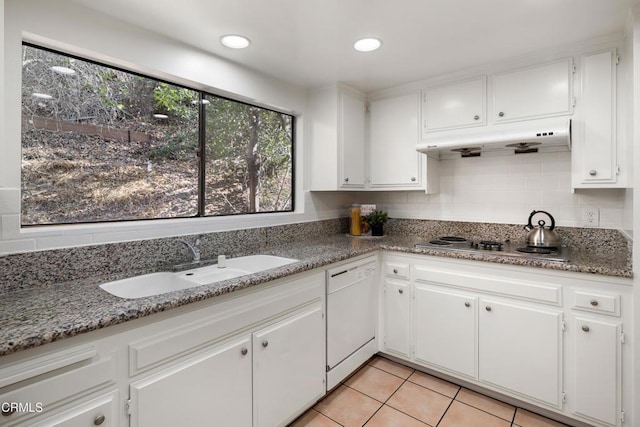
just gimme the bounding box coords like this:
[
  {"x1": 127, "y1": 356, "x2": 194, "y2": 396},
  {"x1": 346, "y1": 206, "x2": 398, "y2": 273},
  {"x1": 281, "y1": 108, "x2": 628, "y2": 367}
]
[
  {"x1": 590, "y1": 299, "x2": 599, "y2": 307},
  {"x1": 464, "y1": 302, "x2": 470, "y2": 307},
  {"x1": 589, "y1": 170, "x2": 597, "y2": 176},
  {"x1": 94, "y1": 415, "x2": 106, "y2": 426},
  {"x1": 262, "y1": 340, "x2": 269, "y2": 348},
  {"x1": 498, "y1": 111, "x2": 505, "y2": 117},
  {"x1": 241, "y1": 347, "x2": 248, "y2": 355},
  {"x1": 410, "y1": 177, "x2": 416, "y2": 182},
  {"x1": 474, "y1": 115, "x2": 480, "y2": 120},
  {"x1": 398, "y1": 289, "x2": 404, "y2": 294},
  {"x1": 582, "y1": 325, "x2": 590, "y2": 332},
  {"x1": 393, "y1": 268, "x2": 398, "y2": 274},
  {"x1": 344, "y1": 177, "x2": 349, "y2": 182},
  {"x1": 485, "y1": 306, "x2": 492, "y2": 312}
]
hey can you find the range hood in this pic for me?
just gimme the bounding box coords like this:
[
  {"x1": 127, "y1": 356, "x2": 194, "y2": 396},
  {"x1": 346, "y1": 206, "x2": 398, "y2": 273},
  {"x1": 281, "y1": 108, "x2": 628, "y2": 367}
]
[{"x1": 417, "y1": 117, "x2": 571, "y2": 158}]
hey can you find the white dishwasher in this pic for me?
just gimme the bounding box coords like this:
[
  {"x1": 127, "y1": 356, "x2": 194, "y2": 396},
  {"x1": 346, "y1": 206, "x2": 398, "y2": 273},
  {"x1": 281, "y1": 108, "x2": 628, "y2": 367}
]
[{"x1": 326, "y1": 256, "x2": 377, "y2": 390}]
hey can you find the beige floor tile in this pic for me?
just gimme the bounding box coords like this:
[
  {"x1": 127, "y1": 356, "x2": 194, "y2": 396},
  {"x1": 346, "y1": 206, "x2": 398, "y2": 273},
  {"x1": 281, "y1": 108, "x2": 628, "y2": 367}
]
[
  {"x1": 345, "y1": 365, "x2": 405, "y2": 402},
  {"x1": 439, "y1": 401, "x2": 511, "y2": 427},
  {"x1": 368, "y1": 356, "x2": 414, "y2": 379},
  {"x1": 364, "y1": 405, "x2": 429, "y2": 427},
  {"x1": 407, "y1": 371, "x2": 460, "y2": 398},
  {"x1": 314, "y1": 385, "x2": 382, "y2": 427},
  {"x1": 289, "y1": 409, "x2": 342, "y2": 427},
  {"x1": 513, "y1": 408, "x2": 568, "y2": 427},
  {"x1": 455, "y1": 388, "x2": 515, "y2": 421},
  {"x1": 386, "y1": 381, "x2": 452, "y2": 426}
]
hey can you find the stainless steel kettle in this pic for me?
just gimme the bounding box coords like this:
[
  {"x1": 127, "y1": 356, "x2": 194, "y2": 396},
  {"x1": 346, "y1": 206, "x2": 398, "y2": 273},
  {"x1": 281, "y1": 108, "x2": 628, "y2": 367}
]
[{"x1": 523, "y1": 210, "x2": 561, "y2": 248}]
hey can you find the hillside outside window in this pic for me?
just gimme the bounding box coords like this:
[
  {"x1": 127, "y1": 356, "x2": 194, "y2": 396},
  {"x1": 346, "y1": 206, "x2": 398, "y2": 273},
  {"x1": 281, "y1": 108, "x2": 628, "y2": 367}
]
[{"x1": 20, "y1": 43, "x2": 294, "y2": 226}]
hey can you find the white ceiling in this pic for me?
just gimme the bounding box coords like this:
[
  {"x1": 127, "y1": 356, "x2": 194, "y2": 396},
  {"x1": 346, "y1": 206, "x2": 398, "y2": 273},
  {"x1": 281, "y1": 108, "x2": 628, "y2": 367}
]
[{"x1": 71, "y1": 0, "x2": 638, "y2": 93}]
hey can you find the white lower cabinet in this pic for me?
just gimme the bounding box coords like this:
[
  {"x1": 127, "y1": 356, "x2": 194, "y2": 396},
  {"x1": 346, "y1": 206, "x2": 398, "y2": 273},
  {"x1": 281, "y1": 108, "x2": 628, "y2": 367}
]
[
  {"x1": 126, "y1": 271, "x2": 325, "y2": 427},
  {"x1": 414, "y1": 285, "x2": 476, "y2": 378},
  {"x1": 572, "y1": 315, "x2": 622, "y2": 426},
  {"x1": 129, "y1": 300, "x2": 325, "y2": 427},
  {"x1": 382, "y1": 280, "x2": 411, "y2": 357},
  {"x1": 129, "y1": 336, "x2": 252, "y2": 427},
  {"x1": 478, "y1": 299, "x2": 562, "y2": 408},
  {"x1": 381, "y1": 253, "x2": 630, "y2": 427},
  {"x1": 253, "y1": 303, "x2": 325, "y2": 427}
]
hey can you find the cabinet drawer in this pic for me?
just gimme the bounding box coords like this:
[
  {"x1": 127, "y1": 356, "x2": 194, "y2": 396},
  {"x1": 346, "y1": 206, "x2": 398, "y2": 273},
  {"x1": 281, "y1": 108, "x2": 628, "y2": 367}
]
[
  {"x1": 573, "y1": 291, "x2": 619, "y2": 316},
  {"x1": 30, "y1": 392, "x2": 118, "y2": 427},
  {"x1": 385, "y1": 263, "x2": 409, "y2": 280},
  {"x1": 0, "y1": 354, "x2": 116, "y2": 425}
]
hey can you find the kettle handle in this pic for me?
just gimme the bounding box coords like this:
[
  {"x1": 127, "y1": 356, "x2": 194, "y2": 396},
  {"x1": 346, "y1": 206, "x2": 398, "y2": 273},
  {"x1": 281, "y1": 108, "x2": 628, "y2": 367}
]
[{"x1": 528, "y1": 210, "x2": 556, "y2": 230}]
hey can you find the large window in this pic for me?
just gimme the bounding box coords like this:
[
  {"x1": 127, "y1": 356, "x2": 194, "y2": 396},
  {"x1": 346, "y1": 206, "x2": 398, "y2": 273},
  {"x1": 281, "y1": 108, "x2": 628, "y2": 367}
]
[{"x1": 20, "y1": 44, "x2": 294, "y2": 226}]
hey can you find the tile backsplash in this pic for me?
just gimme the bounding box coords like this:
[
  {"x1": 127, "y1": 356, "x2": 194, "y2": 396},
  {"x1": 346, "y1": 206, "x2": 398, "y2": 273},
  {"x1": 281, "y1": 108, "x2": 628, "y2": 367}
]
[{"x1": 356, "y1": 151, "x2": 628, "y2": 229}]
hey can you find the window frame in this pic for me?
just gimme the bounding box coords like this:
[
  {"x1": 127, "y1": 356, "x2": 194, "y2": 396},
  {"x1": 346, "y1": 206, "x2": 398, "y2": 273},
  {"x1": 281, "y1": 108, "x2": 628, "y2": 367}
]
[{"x1": 20, "y1": 42, "x2": 296, "y2": 227}]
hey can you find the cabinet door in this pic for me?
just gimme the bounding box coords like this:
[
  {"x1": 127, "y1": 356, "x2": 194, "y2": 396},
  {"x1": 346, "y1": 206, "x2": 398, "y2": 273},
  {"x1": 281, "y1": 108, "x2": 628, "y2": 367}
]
[
  {"x1": 369, "y1": 93, "x2": 424, "y2": 189},
  {"x1": 414, "y1": 286, "x2": 477, "y2": 378},
  {"x1": 574, "y1": 49, "x2": 617, "y2": 186},
  {"x1": 382, "y1": 280, "x2": 411, "y2": 357},
  {"x1": 253, "y1": 303, "x2": 325, "y2": 427},
  {"x1": 572, "y1": 316, "x2": 621, "y2": 426},
  {"x1": 493, "y1": 59, "x2": 573, "y2": 123},
  {"x1": 339, "y1": 90, "x2": 366, "y2": 188},
  {"x1": 422, "y1": 77, "x2": 486, "y2": 133},
  {"x1": 479, "y1": 299, "x2": 563, "y2": 408},
  {"x1": 129, "y1": 336, "x2": 252, "y2": 427}
]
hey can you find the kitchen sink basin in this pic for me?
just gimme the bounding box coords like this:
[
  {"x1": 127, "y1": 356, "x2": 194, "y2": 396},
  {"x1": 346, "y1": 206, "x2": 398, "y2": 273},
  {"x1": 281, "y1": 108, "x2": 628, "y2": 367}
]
[
  {"x1": 99, "y1": 254, "x2": 297, "y2": 299},
  {"x1": 99, "y1": 272, "x2": 201, "y2": 299}
]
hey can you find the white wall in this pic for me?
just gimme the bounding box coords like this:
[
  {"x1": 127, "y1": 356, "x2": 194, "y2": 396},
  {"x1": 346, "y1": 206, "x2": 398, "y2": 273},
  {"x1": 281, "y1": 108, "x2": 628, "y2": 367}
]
[
  {"x1": 354, "y1": 151, "x2": 629, "y2": 228},
  {"x1": 0, "y1": 0, "x2": 347, "y2": 255}
]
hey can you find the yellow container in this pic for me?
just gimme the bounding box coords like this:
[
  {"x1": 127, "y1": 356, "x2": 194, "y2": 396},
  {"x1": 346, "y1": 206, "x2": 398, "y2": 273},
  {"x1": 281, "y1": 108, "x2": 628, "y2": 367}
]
[{"x1": 350, "y1": 205, "x2": 361, "y2": 236}]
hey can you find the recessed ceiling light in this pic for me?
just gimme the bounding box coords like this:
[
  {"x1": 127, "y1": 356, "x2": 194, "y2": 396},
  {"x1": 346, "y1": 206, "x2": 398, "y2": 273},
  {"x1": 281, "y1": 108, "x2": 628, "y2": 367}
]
[
  {"x1": 354, "y1": 37, "x2": 382, "y2": 52},
  {"x1": 51, "y1": 66, "x2": 76, "y2": 76},
  {"x1": 221, "y1": 34, "x2": 251, "y2": 49}
]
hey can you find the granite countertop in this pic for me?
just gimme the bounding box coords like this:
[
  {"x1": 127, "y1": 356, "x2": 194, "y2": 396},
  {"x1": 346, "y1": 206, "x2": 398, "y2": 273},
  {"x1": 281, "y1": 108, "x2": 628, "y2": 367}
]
[{"x1": 0, "y1": 234, "x2": 632, "y2": 357}]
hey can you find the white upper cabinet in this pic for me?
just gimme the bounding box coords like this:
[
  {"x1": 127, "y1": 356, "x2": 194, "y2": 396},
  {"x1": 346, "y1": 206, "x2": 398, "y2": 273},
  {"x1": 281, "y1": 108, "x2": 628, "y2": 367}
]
[
  {"x1": 572, "y1": 49, "x2": 625, "y2": 188},
  {"x1": 422, "y1": 76, "x2": 486, "y2": 134},
  {"x1": 369, "y1": 93, "x2": 438, "y2": 191},
  {"x1": 309, "y1": 87, "x2": 438, "y2": 192},
  {"x1": 308, "y1": 85, "x2": 366, "y2": 191},
  {"x1": 492, "y1": 59, "x2": 574, "y2": 123},
  {"x1": 339, "y1": 90, "x2": 367, "y2": 188}
]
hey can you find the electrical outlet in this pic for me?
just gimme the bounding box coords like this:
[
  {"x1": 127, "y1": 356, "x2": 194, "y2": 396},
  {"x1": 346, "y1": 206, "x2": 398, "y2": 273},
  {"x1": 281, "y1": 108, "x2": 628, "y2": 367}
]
[{"x1": 583, "y1": 208, "x2": 600, "y2": 227}]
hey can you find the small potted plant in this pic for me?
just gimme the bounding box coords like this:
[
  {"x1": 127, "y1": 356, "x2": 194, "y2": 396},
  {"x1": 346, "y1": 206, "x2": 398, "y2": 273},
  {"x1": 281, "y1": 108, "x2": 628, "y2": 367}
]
[{"x1": 365, "y1": 210, "x2": 388, "y2": 236}]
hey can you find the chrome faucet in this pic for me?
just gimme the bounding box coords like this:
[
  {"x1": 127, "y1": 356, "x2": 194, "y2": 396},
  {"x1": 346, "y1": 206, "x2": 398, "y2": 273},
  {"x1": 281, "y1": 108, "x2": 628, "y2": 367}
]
[{"x1": 178, "y1": 236, "x2": 202, "y2": 263}]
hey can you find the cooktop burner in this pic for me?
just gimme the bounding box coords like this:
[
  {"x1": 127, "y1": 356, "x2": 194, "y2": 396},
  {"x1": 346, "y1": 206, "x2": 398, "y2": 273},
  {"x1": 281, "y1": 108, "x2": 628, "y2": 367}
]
[
  {"x1": 415, "y1": 236, "x2": 569, "y2": 262},
  {"x1": 516, "y1": 246, "x2": 557, "y2": 255},
  {"x1": 440, "y1": 236, "x2": 467, "y2": 242},
  {"x1": 428, "y1": 239, "x2": 452, "y2": 246}
]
